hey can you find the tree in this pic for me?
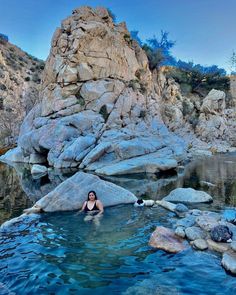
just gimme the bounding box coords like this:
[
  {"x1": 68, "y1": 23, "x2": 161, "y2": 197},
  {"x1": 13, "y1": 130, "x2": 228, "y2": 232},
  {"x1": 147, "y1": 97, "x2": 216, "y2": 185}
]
[
  {"x1": 143, "y1": 30, "x2": 176, "y2": 70},
  {"x1": 229, "y1": 51, "x2": 236, "y2": 75},
  {"x1": 130, "y1": 31, "x2": 142, "y2": 46}
]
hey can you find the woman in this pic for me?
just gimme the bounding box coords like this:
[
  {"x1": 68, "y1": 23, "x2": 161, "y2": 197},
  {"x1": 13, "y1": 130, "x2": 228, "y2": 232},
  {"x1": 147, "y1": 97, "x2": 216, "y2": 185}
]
[{"x1": 80, "y1": 191, "x2": 104, "y2": 216}]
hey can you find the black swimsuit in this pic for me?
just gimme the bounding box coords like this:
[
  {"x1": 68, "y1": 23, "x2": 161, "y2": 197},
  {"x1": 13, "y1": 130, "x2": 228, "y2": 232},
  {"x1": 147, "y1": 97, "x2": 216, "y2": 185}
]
[{"x1": 84, "y1": 201, "x2": 99, "y2": 212}]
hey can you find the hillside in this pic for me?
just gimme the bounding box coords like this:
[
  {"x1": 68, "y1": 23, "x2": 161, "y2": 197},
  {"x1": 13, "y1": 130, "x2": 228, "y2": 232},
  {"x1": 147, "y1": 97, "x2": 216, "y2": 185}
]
[{"x1": 0, "y1": 37, "x2": 44, "y2": 148}]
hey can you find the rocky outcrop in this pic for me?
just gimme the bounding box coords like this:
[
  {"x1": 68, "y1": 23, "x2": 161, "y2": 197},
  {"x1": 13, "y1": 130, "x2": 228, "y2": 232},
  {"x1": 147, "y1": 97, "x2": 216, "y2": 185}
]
[
  {"x1": 0, "y1": 39, "x2": 44, "y2": 147},
  {"x1": 25, "y1": 171, "x2": 137, "y2": 212},
  {"x1": 157, "y1": 68, "x2": 236, "y2": 153},
  {"x1": 6, "y1": 6, "x2": 186, "y2": 175}
]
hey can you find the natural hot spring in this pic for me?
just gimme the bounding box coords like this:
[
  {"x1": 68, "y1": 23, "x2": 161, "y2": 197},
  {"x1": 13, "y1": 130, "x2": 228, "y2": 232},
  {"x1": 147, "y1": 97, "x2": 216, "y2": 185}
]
[{"x1": 0, "y1": 154, "x2": 236, "y2": 294}]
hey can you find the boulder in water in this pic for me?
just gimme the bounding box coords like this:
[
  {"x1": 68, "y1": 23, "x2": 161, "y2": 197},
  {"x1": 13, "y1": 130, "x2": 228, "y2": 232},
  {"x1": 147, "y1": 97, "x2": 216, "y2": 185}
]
[
  {"x1": 149, "y1": 226, "x2": 187, "y2": 253},
  {"x1": 210, "y1": 225, "x2": 233, "y2": 243}
]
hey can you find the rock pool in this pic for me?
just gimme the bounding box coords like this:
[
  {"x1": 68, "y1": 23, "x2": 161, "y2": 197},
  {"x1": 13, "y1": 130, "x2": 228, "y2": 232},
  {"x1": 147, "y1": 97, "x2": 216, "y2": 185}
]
[{"x1": 0, "y1": 154, "x2": 236, "y2": 294}]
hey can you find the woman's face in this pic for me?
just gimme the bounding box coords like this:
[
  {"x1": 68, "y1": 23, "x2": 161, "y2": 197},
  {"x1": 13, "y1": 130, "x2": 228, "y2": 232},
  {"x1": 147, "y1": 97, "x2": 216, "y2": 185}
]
[{"x1": 88, "y1": 192, "x2": 95, "y2": 201}]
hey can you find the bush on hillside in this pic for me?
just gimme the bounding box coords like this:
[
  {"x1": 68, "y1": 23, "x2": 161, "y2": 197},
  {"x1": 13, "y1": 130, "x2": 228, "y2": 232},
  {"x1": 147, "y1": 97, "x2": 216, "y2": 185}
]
[{"x1": 165, "y1": 63, "x2": 230, "y2": 96}]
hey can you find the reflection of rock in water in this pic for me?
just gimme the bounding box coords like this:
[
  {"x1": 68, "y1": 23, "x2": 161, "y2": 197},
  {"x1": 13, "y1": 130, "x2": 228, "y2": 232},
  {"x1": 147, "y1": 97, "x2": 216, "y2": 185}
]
[
  {"x1": 0, "y1": 162, "x2": 78, "y2": 224},
  {"x1": 10, "y1": 163, "x2": 78, "y2": 203},
  {"x1": 101, "y1": 171, "x2": 184, "y2": 200},
  {"x1": 182, "y1": 154, "x2": 236, "y2": 207},
  {"x1": 0, "y1": 163, "x2": 31, "y2": 224}
]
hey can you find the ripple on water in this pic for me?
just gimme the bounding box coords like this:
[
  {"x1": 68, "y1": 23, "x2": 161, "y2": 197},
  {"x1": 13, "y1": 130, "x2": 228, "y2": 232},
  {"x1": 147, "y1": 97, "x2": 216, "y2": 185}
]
[{"x1": 1, "y1": 205, "x2": 236, "y2": 294}]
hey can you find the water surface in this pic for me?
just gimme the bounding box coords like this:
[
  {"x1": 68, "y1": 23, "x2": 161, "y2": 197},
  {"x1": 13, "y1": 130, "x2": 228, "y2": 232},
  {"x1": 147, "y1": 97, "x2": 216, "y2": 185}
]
[{"x1": 0, "y1": 154, "x2": 236, "y2": 294}]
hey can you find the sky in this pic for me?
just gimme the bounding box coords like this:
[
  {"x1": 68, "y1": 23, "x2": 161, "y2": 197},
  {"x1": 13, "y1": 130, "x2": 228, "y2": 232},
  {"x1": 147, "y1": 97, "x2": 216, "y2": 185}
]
[{"x1": 0, "y1": 0, "x2": 236, "y2": 71}]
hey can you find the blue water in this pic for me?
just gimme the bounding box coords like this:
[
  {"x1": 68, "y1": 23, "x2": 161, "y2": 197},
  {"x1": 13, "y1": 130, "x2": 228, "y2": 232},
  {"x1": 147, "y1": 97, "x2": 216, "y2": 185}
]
[
  {"x1": 1, "y1": 206, "x2": 236, "y2": 294},
  {"x1": 1, "y1": 154, "x2": 236, "y2": 294}
]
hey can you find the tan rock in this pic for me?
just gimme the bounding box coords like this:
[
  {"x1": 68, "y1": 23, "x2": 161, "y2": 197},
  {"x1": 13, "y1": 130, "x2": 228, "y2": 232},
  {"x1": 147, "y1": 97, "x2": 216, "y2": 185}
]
[
  {"x1": 207, "y1": 239, "x2": 230, "y2": 253},
  {"x1": 149, "y1": 226, "x2": 186, "y2": 253}
]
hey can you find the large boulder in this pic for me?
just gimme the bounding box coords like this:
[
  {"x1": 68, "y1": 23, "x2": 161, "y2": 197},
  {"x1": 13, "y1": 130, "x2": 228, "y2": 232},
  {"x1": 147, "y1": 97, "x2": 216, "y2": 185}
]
[
  {"x1": 9, "y1": 6, "x2": 186, "y2": 173},
  {"x1": 195, "y1": 89, "x2": 229, "y2": 142},
  {"x1": 27, "y1": 171, "x2": 137, "y2": 212},
  {"x1": 163, "y1": 188, "x2": 213, "y2": 204}
]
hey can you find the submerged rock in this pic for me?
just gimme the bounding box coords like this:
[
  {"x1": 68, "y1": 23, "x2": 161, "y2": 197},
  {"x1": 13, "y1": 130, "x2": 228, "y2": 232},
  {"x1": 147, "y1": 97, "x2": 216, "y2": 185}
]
[
  {"x1": 191, "y1": 239, "x2": 208, "y2": 250},
  {"x1": 27, "y1": 171, "x2": 137, "y2": 212},
  {"x1": 149, "y1": 226, "x2": 186, "y2": 253},
  {"x1": 163, "y1": 188, "x2": 213, "y2": 204},
  {"x1": 221, "y1": 253, "x2": 236, "y2": 275}
]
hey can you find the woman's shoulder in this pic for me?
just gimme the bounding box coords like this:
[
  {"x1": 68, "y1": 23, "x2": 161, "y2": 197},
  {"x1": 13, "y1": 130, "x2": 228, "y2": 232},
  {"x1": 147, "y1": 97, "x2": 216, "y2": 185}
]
[{"x1": 96, "y1": 200, "x2": 103, "y2": 205}]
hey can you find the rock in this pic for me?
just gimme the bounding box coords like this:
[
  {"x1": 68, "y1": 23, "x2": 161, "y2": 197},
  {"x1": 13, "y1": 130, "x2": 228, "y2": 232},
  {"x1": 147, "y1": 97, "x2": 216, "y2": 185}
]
[
  {"x1": 210, "y1": 225, "x2": 233, "y2": 243},
  {"x1": 27, "y1": 171, "x2": 137, "y2": 212},
  {"x1": 199, "y1": 180, "x2": 216, "y2": 188},
  {"x1": 221, "y1": 253, "x2": 236, "y2": 275},
  {"x1": 231, "y1": 241, "x2": 236, "y2": 251},
  {"x1": 185, "y1": 226, "x2": 206, "y2": 241},
  {"x1": 226, "y1": 223, "x2": 236, "y2": 241},
  {"x1": 191, "y1": 239, "x2": 208, "y2": 250},
  {"x1": 176, "y1": 215, "x2": 196, "y2": 228},
  {"x1": 207, "y1": 239, "x2": 230, "y2": 253},
  {"x1": 163, "y1": 188, "x2": 213, "y2": 203},
  {"x1": 0, "y1": 213, "x2": 40, "y2": 233},
  {"x1": 200, "y1": 89, "x2": 226, "y2": 114},
  {"x1": 155, "y1": 200, "x2": 176, "y2": 212},
  {"x1": 0, "y1": 147, "x2": 28, "y2": 163},
  {"x1": 189, "y1": 209, "x2": 202, "y2": 216},
  {"x1": 12, "y1": 6, "x2": 187, "y2": 173},
  {"x1": 175, "y1": 203, "x2": 189, "y2": 213},
  {"x1": 149, "y1": 226, "x2": 186, "y2": 253},
  {"x1": 196, "y1": 213, "x2": 221, "y2": 231},
  {"x1": 29, "y1": 153, "x2": 47, "y2": 164},
  {"x1": 0, "y1": 41, "x2": 43, "y2": 147},
  {"x1": 31, "y1": 164, "x2": 48, "y2": 175},
  {"x1": 175, "y1": 227, "x2": 186, "y2": 238},
  {"x1": 95, "y1": 152, "x2": 178, "y2": 175},
  {"x1": 190, "y1": 149, "x2": 212, "y2": 158}
]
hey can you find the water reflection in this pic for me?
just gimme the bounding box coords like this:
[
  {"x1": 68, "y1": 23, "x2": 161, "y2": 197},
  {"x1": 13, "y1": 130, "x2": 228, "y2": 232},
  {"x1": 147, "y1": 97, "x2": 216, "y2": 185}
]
[
  {"x1": 0, "y1": 154, "x2": 236, "y2": 225},
  {"x1": 183, "y1": 154, "x2": 236, "y2": 207},
  {"x1": 0, "y1": 162, "x2": 32, "y2": 224}
]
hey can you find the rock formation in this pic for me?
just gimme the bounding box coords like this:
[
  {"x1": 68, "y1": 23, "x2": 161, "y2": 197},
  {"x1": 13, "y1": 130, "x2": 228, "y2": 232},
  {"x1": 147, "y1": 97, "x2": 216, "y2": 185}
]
[
  {"x1": 0, "y1": 39, "x2": 44, "y2": 147},
  {"x1": 5, "y1": 6, "x2": 186, "y2": 175},
  {"x1": 158, "y1": 69, "x2": 236, "y2": 152}
]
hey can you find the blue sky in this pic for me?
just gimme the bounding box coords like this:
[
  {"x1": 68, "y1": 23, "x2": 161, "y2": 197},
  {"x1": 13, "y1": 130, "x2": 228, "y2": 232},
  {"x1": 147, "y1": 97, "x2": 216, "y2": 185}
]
[{"x1": 0, "y1": 0, "x2": 235, "y2": 71}]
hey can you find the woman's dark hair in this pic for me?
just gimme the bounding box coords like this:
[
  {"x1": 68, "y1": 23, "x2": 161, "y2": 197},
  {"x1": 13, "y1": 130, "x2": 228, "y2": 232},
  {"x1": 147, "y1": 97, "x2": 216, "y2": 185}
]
[{"x1": 87, "y1": 190, "x2": 97, "y2": 200}]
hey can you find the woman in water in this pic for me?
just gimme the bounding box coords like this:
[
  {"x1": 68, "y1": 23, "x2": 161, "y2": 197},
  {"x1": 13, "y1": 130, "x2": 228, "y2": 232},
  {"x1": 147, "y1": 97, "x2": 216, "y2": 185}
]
[{"x1": 80, "y1": 190, "x2": 104, "y2": 216}]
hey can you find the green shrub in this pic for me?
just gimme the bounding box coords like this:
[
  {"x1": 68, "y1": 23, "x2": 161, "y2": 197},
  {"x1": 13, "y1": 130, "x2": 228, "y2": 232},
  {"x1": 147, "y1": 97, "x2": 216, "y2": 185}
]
[{"x1": 166, "y1": 67, "x2": 230, "y2": 95}]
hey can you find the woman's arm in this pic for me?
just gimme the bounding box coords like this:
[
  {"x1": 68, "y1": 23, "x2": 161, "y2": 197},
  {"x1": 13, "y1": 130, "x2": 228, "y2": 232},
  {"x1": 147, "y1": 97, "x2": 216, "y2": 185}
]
[
  {"x1": 96, "y1": 200, "x2": 104, "y2": 215},
  {"x1": 81, "y1": 201, "x2": 87, "y2": 211}
]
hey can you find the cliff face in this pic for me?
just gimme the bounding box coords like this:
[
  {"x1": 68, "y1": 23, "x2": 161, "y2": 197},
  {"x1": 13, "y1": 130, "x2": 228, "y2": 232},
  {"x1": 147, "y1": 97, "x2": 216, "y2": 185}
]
[
  {"x1": 15, "y1": 6, "x2": 186, "y2": 174},
  {"x1": 0, "y1": 38, "x2": 44, "y2": 148},
  {"x1": 2, "y1": 6, "x2": 235, "y2": 173}
]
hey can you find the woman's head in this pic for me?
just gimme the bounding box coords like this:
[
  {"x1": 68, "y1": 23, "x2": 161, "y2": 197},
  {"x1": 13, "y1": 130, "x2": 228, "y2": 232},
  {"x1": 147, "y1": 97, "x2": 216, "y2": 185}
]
[{"x1": 87, "y1": 190, "x2": 97, "y2": 201}]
